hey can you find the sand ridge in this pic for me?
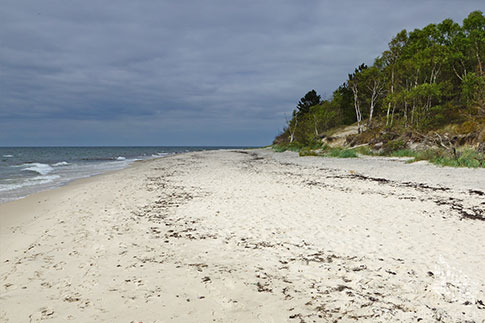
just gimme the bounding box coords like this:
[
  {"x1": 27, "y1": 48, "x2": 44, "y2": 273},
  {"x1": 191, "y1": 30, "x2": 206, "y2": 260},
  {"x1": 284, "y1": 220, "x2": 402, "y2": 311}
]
[{"x1": 0, "y1": 149, "x2": 484, "y2": 322}]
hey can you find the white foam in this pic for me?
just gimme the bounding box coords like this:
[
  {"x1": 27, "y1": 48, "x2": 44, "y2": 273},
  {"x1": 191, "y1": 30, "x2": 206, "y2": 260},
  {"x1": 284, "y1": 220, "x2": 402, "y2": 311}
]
[
  {"x1": 0, "y1": 183, "x2": 24, "y2": 192},
  {"x1": 151, "y1": 153, "x2": 168, "y2": 157},
  {"x1": 3, "y1": 154, "x2": 13, "y2": 158},
  {"x1": 22, "y1": 163, "x2": 54, "y2": 175},
  {"x1": 116, "y1": 156, "x2": 126, "y2": 160},
  {"x1": 0, "y1": 175, "x2": 60, "y2": 192},
  {"x1": 52, "y1": 161, "x2": 70, "y2": 167}
]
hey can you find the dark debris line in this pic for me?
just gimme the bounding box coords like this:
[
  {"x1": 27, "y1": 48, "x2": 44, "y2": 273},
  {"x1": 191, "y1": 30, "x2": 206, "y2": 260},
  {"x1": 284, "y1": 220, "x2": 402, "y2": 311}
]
[{"x1": 308, "y1": 170, "x2": 485, "y2": 221}]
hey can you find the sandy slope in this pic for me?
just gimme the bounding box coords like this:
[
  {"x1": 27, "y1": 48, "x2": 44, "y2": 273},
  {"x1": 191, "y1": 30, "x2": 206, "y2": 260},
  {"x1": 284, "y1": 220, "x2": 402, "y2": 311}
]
[{"x1": 0, "y1": 149, "x2": 484, "y2": 322}]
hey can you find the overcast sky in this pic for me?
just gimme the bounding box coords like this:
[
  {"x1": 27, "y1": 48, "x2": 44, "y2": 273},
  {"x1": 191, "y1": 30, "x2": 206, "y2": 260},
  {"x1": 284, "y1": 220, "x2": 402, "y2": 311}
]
[{"x1": 1, "y1": 1, "x2": 483, "y2": 146}]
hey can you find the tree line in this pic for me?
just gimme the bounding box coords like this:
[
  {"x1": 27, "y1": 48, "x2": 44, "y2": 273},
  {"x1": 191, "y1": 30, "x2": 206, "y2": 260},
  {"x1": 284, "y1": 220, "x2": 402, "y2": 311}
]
[{"x1": 276, "y1": 11, "x2": 484, "y2": 146}]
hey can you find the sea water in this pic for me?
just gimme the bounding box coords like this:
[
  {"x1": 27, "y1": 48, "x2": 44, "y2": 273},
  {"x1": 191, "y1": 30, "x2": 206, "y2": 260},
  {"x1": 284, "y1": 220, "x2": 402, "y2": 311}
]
[{"x1": 0, "y1": 146, "x2": 242, "y2": 203}]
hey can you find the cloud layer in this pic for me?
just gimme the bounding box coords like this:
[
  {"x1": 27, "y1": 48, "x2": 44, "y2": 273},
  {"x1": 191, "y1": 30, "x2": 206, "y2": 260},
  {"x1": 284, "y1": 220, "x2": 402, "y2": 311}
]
[{"x1": 1, "y1": 0, "x2": 483, "y2": 145}]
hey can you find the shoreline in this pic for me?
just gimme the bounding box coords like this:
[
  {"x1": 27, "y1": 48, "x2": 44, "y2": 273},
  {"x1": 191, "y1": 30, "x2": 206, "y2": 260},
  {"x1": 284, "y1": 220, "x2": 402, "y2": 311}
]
[
  {"x1": 1, "y1": 149, "x2": 484, "y2": 322},
  {"x1": 0, "y1": 147, "x2": 248, "y2": 205},
  {"x1": 0, "y1": 155, "x2": 163, "y2": 206}
]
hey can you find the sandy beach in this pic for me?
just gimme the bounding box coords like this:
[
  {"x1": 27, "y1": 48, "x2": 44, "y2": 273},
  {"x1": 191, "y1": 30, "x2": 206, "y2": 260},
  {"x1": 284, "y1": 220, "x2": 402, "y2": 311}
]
[{"x1": 1, "y1": 149, "x2": 484, "y2": 322}]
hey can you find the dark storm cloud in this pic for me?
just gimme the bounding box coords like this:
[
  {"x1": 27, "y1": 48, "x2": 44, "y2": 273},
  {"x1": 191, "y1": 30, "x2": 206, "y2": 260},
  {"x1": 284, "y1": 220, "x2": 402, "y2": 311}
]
[{"x1": 0, "y1": 0, "x2": 483, "y2": 145}]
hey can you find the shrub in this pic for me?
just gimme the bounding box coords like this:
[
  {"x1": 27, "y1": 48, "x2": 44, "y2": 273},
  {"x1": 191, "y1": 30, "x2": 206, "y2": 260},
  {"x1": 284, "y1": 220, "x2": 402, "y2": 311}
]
[
  {"x1": 387, "y1": 149, "x2": 418, "y2": 157},
  {"x1": 337, "y1": 149, "x2": 358, "y2": 158},
  {"x1": 272, "y1": 145, "x2": 288, "y2": 152},
  {"x1": 328, "y1": 148, "x2": 357, "y2": 158},
  {"x1": 457, "y1": 120, "x2": 479, "y2": 134},
  {"x1": 299, "y1": 149, "x2": 319, "y2": 156},
  {"x1": 382, "y1": 139, "x2": 407, "y2": 154}
]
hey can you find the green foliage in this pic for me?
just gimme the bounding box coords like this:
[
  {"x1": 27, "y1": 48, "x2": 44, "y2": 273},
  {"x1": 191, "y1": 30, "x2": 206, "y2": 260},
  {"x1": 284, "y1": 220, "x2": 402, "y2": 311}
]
[
  {"x1": 461, "y1": 73, "x2": 485, "y2": 111},
  {"x1": 329, "y1": 148, "x2": 358, "y2": 158},
  {"x1": 280, "y1": 141, "x2": 484, "y2": 168},
  {"x1": 272, "y1": 141, "x2": 313, "y2": 152},
  {"x1": 298, "y1": 147, "x2": 319, "y2": 156},
  {"x1": 285, "y1": 140, "x2": 324, "y2": 152},
  {"x1": 413, "y1": 149, "x2": 485, "y2": 168},
  {"x1": 457, "y1": 120, "x2": 482, "y2": 134},
  {"x1": 296, "y1": 90, "x2": 322, "y2": 116},
  {"x1": 299, "y1": 145, "x2": 358, "y2": 158},
  {"x1": 355, "y1": 146, "x2": 484, "y2": 168},
  {"x1": 332, "y1": 84, "x2": 355, "y2": 125},
  {"x1": 272, "y1": 145, "x2": 289, "y2": 152},
  {"x1": 387, "y1": 149, "x2": 418, "y2": 157},
  {"x1": 382, "y1": 139, "x2": 407, "y2": 153},
  {"x1": 275, "y1": 10, "x2": 485, "y2": 166}
]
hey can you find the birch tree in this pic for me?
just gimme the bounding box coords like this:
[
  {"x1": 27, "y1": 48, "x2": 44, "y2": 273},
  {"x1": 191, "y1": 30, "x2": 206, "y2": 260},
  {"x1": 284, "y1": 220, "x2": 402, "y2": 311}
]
[
  {"x1": 348, "y1": 74, "x2": 362, "y2": 133},
  {"x1": 361, "y1": 65, "x2": 385, "y2": 126}
]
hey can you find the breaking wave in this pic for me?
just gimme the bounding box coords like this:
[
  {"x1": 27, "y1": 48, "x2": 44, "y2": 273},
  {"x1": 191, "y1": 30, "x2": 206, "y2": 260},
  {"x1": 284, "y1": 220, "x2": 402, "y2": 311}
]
[
  {"x1": 52, "y1": 161, "x2": 70, "y2": 167},
  {"x1": 21, "y1": 163, "x2": 54, "y2": 175}
]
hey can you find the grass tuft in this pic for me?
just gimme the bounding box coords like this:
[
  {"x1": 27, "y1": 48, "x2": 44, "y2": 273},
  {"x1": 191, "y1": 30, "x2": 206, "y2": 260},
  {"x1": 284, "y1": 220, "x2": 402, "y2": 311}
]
[
  {"x1": 328, "y1": 148, "x2": 358, "y2": 158},
  {"x1": 298, "y1": 145, "x2": 357, "y2": 158},
  {"x1": 422, "y1": 149, "x2": 485, "y2": 168}
]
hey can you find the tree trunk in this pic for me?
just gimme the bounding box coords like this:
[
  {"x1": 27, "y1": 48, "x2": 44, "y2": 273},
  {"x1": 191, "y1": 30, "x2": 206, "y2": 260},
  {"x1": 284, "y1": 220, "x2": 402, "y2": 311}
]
[
  {"x1": 313, "y1": 114, "x2": 319, "y2": 137},
  {"x1": 391, "y1": 104, "x2": 396, "y2": 127},
  {"x1": 369, "y1": 99, "x2": 375, "y2": 126},
  {"x1": 404, "y1": 99, "x2": 408, "y2": 127},
  {"x1": 411, "y1": 101, "x2": 415, "y2": 126},
  {"x1": 350, "y1": 82, "x2": 362, "y2": 133},
  {"x1": 289, "y1": 118, "x2": 298, "y2": 143},
  {"x1": 386, "y1": 69, "x2": 394, "y2": 127},
  {"x1": 476, "y1": 42, "x2": 483, "y2": 75},
  {"x1": 368, "y1": 83, "x2": 377, "y2": 126},
  {"x1": 411, "y1": 68, "x2": 419, "y2": 127}
]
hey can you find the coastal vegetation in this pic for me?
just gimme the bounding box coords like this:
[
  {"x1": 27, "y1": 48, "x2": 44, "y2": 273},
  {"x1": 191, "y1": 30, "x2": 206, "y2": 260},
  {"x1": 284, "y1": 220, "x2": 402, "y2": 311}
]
[{"x1": 274, "y1": 11, "x2": 485, "y2": 167}]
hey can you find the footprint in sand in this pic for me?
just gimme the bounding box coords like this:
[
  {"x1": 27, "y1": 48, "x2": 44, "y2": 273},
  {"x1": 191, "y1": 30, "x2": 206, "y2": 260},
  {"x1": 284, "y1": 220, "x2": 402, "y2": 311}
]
[{"x1": 29, "y1": 307, "x2": 55, "y2": 321}]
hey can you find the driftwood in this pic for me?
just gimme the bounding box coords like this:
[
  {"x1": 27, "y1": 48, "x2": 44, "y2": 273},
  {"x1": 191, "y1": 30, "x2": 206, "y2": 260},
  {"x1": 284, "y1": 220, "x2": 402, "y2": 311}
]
[
  {"x1": 433, "y1": 132, "x2": 457, "y2": 158},
  {"x1": 478, "y1": 142, "x2": 485, "y2": 154}
]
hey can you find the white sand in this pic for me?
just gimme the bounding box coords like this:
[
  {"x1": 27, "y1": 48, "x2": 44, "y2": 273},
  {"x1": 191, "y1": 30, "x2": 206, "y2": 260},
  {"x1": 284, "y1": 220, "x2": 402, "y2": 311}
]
[{"x1": 1, "y1": 149, "x2": 484, "y2": 322}]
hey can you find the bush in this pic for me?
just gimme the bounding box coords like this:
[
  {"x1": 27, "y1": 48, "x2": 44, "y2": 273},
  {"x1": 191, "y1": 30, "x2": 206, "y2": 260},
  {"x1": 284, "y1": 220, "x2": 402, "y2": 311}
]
[
  {"x1": 328, "y1": 147, "x2": 358, "y2": 158},
  {"x1": 335, "y1": 149, "x2": 358, "y2": 158},
  {"x1": 382, "y1": 139, "x2": 407, "y2": 154},
  {"x1": 299, "y1": 149, "x2": 319, "y2": 156}
]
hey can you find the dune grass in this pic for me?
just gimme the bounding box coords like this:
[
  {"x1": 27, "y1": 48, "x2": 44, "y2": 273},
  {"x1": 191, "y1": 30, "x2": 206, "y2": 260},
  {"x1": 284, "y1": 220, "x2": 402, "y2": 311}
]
[
  {"x1": 273, "y1": 143, "x2": 485, "y2": 168},
  {"x1": 414, "y1": 149, "x2": 485, "y2": 168},
  {"x1": 297, "y1": 145, "x2": 358, "y2": 158}
]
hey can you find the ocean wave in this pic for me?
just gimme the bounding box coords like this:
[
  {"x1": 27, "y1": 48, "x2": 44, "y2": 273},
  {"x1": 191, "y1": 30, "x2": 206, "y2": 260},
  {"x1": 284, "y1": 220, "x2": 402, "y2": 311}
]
[
  {"x1": 81, "y1": 157, "x2": 116, "y2": 161},
  {"x1": 3, "y1": 154, "x2": 13, "y2": 158},
  {"x1": 151, "y1": 153, "x2": 169, "y2": 157},
  {"x1": 21, "y1": 163, "x2": 54, "y2": 175},
  {"x1": 0, "y1": 175, "x2": 60, "y2": 192},
  {"x1": 52, "y1": 161, "x2": 70, "y2": 167}
]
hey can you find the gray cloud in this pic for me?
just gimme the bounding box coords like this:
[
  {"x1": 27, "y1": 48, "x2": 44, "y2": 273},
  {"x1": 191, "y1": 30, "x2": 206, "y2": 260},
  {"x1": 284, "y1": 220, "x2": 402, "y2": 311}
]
[{"x1": 1, "y1": 0, "x2": 483, "y2": 145}]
